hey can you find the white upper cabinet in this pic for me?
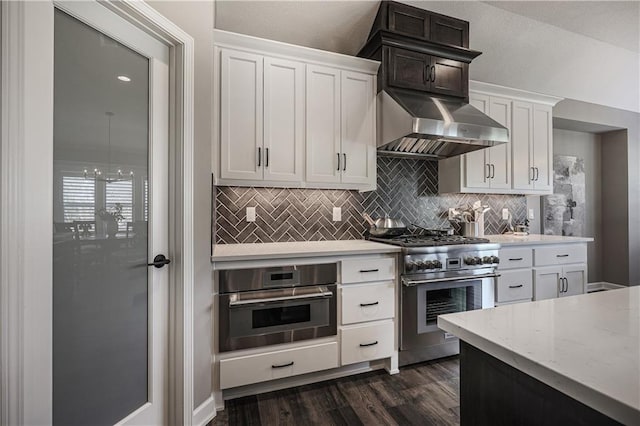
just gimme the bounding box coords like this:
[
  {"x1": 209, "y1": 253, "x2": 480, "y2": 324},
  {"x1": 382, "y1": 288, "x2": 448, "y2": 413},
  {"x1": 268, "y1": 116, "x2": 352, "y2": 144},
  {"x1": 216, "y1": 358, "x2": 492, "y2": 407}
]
[
  {"x1": 220, "y1": 49, "x2": 263, "y2": 180},
  {"x1": 439, "y1": 81, "x2": 561, "y2": 195},
  {"x1": 263, "y1": 57, "x2": 305, "y2": 182},
  {"x1": 306, "y1": 65, "x2": 341, "y2": 184},
  {"x1": 213, "y1": 30, "x2": 379, "y2": 191},
  {"x1": 512, "y1": 102, "x2": 553, "y2": 192}
]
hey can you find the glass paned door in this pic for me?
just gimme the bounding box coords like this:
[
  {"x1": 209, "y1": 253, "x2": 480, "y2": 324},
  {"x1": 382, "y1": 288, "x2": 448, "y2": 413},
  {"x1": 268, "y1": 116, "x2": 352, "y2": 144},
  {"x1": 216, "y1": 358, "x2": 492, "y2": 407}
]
[{"x1": 53, "y1": 7, "x2": 167, "y2": 425}]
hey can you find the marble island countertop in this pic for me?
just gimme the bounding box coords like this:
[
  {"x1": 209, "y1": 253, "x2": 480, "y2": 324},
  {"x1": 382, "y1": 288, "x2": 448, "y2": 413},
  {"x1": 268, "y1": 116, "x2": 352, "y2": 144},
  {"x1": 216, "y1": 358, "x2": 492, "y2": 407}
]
[
  {"x1": 486, "y1": 233, "x2": 594, "y2": 246},
  {"x1": 438, "y1": 287, "x2": 640, "y2": 424},
  {"x1": 211, "y1": 239, "x2": 401, "y2": 263}
]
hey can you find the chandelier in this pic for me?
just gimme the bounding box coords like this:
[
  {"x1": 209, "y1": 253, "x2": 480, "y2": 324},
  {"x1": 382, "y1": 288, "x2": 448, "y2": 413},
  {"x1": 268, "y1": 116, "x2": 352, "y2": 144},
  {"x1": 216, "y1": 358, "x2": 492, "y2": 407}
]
[{"x1": 84, "y1": 111, "x2": 134, "y2": 183}]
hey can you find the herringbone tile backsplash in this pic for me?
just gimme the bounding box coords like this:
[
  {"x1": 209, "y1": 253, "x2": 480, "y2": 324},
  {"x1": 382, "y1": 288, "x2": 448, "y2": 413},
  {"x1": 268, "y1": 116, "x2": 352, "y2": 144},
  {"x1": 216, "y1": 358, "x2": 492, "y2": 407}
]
[{"x1": 215, "y1": 157, "x2": 527, "y2": 244}]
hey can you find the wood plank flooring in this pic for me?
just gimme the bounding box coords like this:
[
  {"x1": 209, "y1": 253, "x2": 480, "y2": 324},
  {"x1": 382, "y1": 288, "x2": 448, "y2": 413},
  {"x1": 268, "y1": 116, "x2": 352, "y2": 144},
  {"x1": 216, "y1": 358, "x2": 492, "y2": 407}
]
[{"x1": 211, "y1": 356, "x2": 460, "y2": 426}]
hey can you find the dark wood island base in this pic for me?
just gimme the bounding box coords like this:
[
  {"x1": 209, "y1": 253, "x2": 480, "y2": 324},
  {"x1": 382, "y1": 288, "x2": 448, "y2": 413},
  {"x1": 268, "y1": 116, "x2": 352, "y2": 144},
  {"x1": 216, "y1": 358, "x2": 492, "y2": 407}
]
[{"x1": 459, "y1": 341, "x2": 621, "y2": 426}]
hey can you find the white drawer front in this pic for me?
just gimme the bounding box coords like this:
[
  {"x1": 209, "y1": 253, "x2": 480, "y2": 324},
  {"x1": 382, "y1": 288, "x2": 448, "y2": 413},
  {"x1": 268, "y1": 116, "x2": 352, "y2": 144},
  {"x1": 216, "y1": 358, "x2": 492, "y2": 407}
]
[
  {"x1": 496, "y1": 269, "x2": 533, "y2": 303},
  {"x1": 341, "y1": 257, "x2": 395, "y2": 284},
  {"x1": 499, "y1": 248, "x2": 533, "y2": 270},
  {"x1": 341, "y1": 281, "x2": 394, "y2": 325},
  {"x1": 219, "y1": 342, "x2": 338, "y2": 389},
  {"x1": 341, "y1": 321, "x2": 394, "y2": 365},
  {"x1": 534, "y1": 244, "x2": 587, "y2": 266}
]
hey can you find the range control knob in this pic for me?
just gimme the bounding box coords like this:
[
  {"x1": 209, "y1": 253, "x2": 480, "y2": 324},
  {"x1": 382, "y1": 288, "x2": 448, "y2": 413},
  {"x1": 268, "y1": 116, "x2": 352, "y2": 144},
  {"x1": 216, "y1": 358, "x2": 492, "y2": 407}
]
[
  {"x1": 474, "y1": 256, "x2": 483, "y2": 265},
  {"x1": 492, "y1": 256, "x2": 500, "y2": 264},
  {"x1": 415, "y1": 261, "x2": 425, "y2": 270},
  {"x1": 406, "y1": 261, "x2": 416, "y2": 272},
  {"x1": 464, "y1": 257, "x2": 476, "y2": 265},
  {"x1": 482, "y1": 256, "x2": 492, "y2": 264},
  {"x1": 433, "y1": 260, "x2": 443, "y2": 269},
  {"x1": 424, "y1": 260, "x2": 435, "y2": 270}
]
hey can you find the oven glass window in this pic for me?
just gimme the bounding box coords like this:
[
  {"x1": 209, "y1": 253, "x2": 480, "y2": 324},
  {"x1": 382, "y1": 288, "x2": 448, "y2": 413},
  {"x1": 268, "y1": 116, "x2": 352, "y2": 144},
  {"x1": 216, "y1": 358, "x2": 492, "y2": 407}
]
[
  {"x1": 252, "y1": 305, "x2": 311, "y2": 329},
  {"x1": 425, "y1": 285, "x2": 482, "y2": 325}
]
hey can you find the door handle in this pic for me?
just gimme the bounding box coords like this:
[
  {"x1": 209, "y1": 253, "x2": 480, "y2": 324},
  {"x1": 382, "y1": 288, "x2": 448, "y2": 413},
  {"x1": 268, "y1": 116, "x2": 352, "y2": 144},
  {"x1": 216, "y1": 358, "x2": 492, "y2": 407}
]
[
  {"x1": 508, "y1": 284, "x2": 523, "y2": 289},
  {"x1": 257, "y1": 147, "x2": 261, "y2": 167},
  {"x1": 265, "y1": 147, "x2": 269, "y2": 168},
  {"x1": 337, "y1": 153, "x2": 340, "y2": 171},
  {"x1": 486, "y1": 163, "x2": 491, "y2": 179},
  {"x1": 431, "y1": 65, "x2": 436, "y2": 82},
  {"x1": 343, "y1": 153, "x2": 347, "y2": 171},
  {"x1": 564, "y1": 277, "x2": 569, "y2": 293},
  {"x1": 359, "y1": 301, "x2": 380, "y2": 307},
  {"x1": 271, "y1": 361, "x2": 294, "y2": 369},
  {"x1": 148, "y1": 254, "x2": 171, "y2": 268},
  {"x1": 491, "y1": 164, "x2": 495, "y2": 179},
  {"x1": 535, "y1": 167, "x2": 539, "y2": 181},
  {"x1": 359, "y1": 341, "x2": 379, "y2": 347},
  {"x1": 530, "y1": 167, "x2": 534, "y2": 182},
  {"x1": 424, "y1": 65, "x2": 430, "y2": 84}
]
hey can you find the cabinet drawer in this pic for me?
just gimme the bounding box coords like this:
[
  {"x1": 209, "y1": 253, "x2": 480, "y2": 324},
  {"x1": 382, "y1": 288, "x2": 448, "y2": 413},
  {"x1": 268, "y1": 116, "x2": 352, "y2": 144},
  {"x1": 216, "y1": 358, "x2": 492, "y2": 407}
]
[
  {"x1": 534, "y1": 244, "x2": 587, "y2": 266},
  {"x1": 341, "y1": 321, "x2": 394, "y2": 365},
  {"x1": 499, "y1": 248, "x2": 533, "y2": 270},
  {"x1": 219, "y1": 342, "x2": 338, "y2": 389},
  {"x1": 341, "y1": 281, "x2": 394, "y2": 325},
  {"x1": 496, "y1": 269, "x2": 533, "y2": 303},
  {"x1": 341, "y1": 257, "x2": 395, "y2": 284}
]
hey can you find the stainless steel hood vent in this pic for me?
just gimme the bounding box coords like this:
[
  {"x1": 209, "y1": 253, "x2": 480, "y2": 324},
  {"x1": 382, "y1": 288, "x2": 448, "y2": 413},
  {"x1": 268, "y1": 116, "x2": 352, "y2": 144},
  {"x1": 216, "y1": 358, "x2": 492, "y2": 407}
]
[{"x1": 377, "y1": 88, "x2": 509, "y2": 160}]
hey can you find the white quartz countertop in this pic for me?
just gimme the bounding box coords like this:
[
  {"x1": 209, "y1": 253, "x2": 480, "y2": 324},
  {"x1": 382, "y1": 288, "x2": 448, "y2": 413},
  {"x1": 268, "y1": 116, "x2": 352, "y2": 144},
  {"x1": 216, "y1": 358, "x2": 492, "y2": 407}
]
[
  {"x1": 438, "y1": 287, "x2": 640, "y2": 425},
  {"x1": 486, "y1": 233, "x2": 593, "y2": 246},
  {"x1": 211, "y1": 240, "x2": 401, "y2": 262}
]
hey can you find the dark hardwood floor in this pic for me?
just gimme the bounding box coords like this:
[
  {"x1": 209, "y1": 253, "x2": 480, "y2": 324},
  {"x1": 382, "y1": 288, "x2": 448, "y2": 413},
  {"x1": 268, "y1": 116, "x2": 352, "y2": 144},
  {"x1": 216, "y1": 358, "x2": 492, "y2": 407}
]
[{"x1": 211, "y1": 356, "x2": 460, "y2": 426}]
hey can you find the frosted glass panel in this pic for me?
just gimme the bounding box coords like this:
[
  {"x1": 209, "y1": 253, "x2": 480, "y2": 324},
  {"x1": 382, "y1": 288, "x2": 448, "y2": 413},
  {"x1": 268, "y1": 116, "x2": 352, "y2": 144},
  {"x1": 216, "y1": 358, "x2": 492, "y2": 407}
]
[{"x1": 53, "y1": 9, "x2": 150, "y2": 426}]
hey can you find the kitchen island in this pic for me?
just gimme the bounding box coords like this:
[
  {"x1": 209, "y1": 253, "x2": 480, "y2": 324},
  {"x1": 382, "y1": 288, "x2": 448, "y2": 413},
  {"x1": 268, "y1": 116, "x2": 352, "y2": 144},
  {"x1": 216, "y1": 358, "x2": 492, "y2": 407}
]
[{"x1": 438, "y1": 287, "x2": 639, "y2": 425}]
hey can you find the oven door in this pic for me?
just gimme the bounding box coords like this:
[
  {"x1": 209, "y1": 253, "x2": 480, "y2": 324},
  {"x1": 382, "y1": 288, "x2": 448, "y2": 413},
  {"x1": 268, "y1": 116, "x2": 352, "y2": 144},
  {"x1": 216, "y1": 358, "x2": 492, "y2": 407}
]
[
  {"x1": 219, "y1": 284, "x2": 337, "y2": 352},
  {"x1": 401, "y1": 275, "x2": 495, "y2": 351}
]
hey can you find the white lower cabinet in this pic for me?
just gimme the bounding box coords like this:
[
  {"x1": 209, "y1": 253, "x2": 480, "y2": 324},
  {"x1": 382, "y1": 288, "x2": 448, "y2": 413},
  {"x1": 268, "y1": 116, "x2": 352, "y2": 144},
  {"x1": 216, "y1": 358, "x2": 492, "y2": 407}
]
[
  {"x1": 341, "y1": 321, "x2": 394, "y2": 365},
  {"x1": 533, "y1": 264, "x2": 587, "y2": 301},
  {"x1": 495, "y1": 269, "x2": 533, "y2": 303},
  {"x1": 219, "y1": 342, "x2": 339, "y2": 389},
  {"x1": 341, "y1": 281, "x2": 394, "y2": 324}
]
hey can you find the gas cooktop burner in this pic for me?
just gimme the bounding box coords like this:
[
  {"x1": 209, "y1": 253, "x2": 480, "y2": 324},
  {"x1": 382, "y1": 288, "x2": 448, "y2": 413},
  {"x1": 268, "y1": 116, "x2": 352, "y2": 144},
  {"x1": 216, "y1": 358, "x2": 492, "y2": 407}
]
[{"x1": 370, "y1": 234, "x2": 490, "y2": 247}]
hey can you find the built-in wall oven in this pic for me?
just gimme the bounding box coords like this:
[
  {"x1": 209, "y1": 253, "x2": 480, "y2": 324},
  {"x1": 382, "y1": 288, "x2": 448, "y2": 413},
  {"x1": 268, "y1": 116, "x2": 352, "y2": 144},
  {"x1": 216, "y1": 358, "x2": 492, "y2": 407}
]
[{"x1": 218, "y1": 263, "x2": 337, "y2": 352}]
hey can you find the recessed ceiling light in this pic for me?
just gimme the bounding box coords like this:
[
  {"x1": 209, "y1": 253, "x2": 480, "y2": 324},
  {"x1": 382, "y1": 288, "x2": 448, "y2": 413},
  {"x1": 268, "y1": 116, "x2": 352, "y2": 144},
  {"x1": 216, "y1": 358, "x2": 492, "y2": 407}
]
[{"x1": 117, "y1": 75, "x2": 131, "y2": 82}]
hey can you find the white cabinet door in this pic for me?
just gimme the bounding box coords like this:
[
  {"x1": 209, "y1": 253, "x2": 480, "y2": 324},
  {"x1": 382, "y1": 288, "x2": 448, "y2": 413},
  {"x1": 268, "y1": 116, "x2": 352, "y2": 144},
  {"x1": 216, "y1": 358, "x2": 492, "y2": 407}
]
[
  {"x1": 220, "y1": 49, "x2": 263, "y2": 180},
  {"x1": 488, "y1": 96, "x2": 512, "y2": 189},
  {"x1": 306, "y1": 65, "x2": 341, "y2": 184},
  {"x1": 562, "y1": 264, "x2": 587, "y2": 297},
  {"x1": 464, "y1": 93, "x2": 490, "y2": 189},
  {"x1": 532, "y1": 104, "x2": 553, "y2": 191},
  {"x1": 533, "y1": 266, "x2": 562, "y2": 301},
  {"x1": 340, "y1": 71, "x2": 376, "y2": 185},
  {"x1": 263, "y1": 57, "x2": 304, "y2": 182},
  {"x1": 512, "y1": 101, "x2": 533, "y2": 190}
]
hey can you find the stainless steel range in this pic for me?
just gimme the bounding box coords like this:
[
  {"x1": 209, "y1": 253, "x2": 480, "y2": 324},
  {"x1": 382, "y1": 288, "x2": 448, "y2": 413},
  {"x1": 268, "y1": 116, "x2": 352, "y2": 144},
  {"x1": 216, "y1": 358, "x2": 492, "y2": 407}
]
[{"x1": 370, "y1": 232, "x2": 500, "y2": 366}]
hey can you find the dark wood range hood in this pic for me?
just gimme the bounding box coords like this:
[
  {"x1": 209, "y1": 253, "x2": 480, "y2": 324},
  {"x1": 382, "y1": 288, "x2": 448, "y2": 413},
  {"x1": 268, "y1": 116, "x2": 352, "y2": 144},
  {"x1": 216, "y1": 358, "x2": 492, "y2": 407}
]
[{"x1": 358, "y1": 1, "x2": 509, "y2": 160}]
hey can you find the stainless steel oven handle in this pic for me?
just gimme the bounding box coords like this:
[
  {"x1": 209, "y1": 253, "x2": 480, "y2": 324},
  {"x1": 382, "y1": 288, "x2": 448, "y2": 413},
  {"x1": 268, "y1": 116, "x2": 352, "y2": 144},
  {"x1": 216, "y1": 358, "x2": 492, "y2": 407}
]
[
  {"x1": 402, "y1": 273, "x2": 501, "y2": 287},
  {"x1": 229, "y1": 289, "x2": 333, "y2": 307}
]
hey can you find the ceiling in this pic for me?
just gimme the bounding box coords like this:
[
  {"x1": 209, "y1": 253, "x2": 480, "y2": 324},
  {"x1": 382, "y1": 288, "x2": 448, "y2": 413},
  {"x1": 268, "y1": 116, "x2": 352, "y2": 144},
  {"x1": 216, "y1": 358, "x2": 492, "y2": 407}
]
[{"x1": 215, "y1": 1, "x2": 640, "y2": 54}]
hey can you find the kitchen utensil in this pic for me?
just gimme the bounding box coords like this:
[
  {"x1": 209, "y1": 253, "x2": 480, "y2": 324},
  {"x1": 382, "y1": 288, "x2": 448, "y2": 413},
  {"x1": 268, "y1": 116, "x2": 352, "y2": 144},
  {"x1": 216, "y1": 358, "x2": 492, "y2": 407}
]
[
  {"x1": 462, "y1": 222, "x2": 479, "y2": 237},
  {"x1": 362, "y1": 213, "x2": 407, "y2": 237}
]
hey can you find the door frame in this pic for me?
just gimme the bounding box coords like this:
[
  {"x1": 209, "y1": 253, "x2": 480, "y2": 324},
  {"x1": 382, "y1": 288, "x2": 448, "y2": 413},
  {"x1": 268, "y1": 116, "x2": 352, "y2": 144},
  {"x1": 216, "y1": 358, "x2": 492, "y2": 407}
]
[{"x1": 0, "y1": 1, "x2": 196, "y2": 424}]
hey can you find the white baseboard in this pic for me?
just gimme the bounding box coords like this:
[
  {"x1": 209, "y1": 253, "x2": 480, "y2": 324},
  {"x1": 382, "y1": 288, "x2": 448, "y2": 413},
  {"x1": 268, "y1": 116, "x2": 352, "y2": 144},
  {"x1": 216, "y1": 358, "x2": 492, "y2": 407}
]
[
  {"x1": 587, "y1": 282, "x2": 626, "y2": 292},
  {"x1": 192, "y1": 395, "x2": 216, "y2": 426}
]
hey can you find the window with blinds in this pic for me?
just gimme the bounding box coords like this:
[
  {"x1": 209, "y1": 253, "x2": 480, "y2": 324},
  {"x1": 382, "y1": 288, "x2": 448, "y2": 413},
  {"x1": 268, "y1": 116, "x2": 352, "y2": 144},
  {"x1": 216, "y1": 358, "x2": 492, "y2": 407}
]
[
  {"x1": 62, "y1": 176, "x2": 95, "y2": 222},
  {"x1": 106, "y1": 180, "x2": 133, "y2": 231}
]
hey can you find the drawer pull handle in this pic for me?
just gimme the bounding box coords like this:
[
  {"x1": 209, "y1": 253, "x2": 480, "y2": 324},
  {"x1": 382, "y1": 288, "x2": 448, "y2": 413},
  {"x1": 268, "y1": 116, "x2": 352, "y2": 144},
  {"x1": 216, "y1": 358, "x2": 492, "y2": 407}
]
[
  {"x1": 359, "y1": 269, "x2": 379, "y2": 273},
  {"x1": 556, "y1": 254, "x2": 569, "y2": 258},
  {"x1": 359, "y1": 341, "x2": 379, "y2": 347},
  {"x1": 360, "y1": 301, "x2": 379, "y2": 307},
  {"x1": 508, "y1": 284, "x2": 524, "y2": 289},
  {"x1": 509, "y1": 257, "x2": 524, "y2": 261},
  {"x1": 271, "y1": 361, "x2": 294, "y2": 369}
]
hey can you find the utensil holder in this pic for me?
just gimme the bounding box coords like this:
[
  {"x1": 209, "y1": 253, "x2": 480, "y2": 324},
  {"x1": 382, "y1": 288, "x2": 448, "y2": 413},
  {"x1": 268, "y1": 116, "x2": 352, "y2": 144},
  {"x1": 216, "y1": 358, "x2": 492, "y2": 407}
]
[{"x1": 462, "y1": 222, "x2": 479, "y2": 237}]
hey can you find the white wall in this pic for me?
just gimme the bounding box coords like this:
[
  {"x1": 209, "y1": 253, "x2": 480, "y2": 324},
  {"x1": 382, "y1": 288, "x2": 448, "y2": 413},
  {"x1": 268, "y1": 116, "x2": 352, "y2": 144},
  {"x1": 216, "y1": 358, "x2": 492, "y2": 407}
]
[
  {"x1": 413, "y1": 1, "x2": 639, "y2": 113},
  {"x1": 147, "y1": 0, "x2": 214, "y2": 410}
]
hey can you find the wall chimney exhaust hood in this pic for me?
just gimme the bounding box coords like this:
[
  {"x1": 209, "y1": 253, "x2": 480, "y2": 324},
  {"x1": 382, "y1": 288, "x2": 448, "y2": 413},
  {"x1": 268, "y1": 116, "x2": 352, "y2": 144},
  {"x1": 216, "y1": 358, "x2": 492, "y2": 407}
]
[
  {"x1": 358, "y1": 1, "x2": 509, "y2": 160},
  {"x1": 377, "y1": 88, "x2": 509, "y2": 159}
]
